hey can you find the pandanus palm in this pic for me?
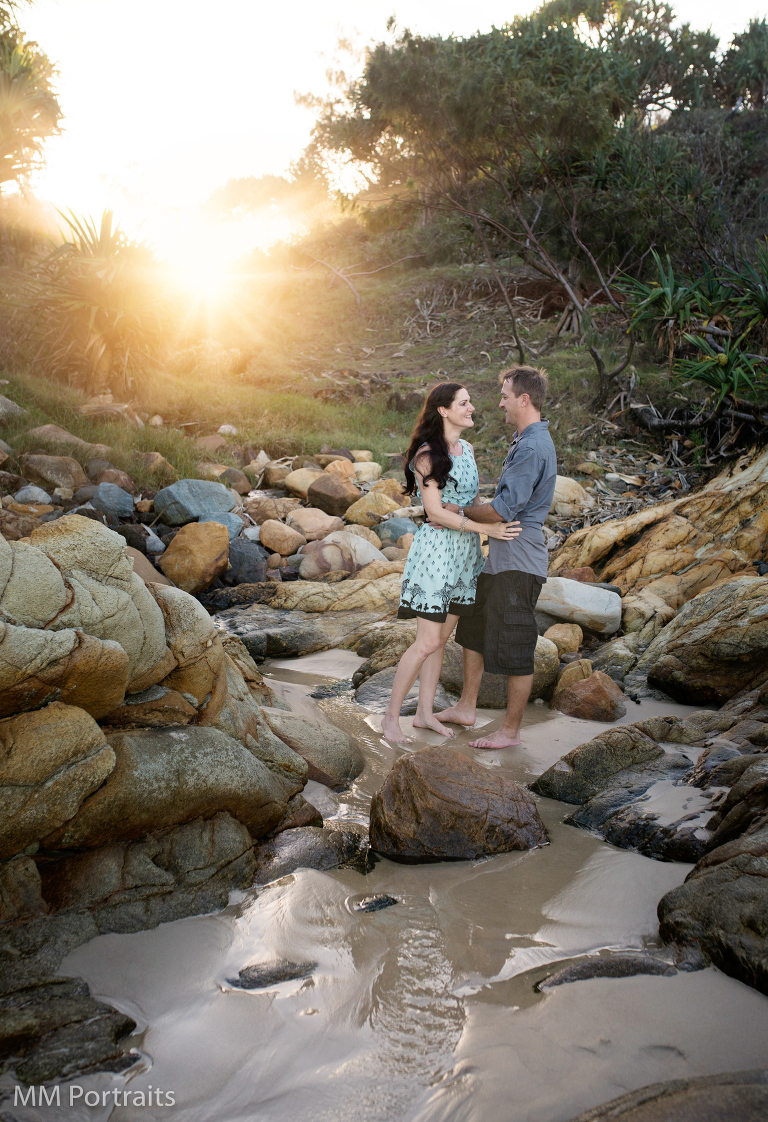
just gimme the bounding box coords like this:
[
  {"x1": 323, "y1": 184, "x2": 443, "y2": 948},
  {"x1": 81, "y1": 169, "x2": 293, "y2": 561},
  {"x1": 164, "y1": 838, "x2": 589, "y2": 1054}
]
[{"x1": 19, "y1": 210, "x2": 175, "y2": 392}]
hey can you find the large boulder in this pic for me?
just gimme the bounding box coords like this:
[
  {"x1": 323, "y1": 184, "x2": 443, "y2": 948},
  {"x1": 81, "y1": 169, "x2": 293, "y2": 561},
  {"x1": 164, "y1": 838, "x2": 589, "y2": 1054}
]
[
  {"x1": 152, "y1": 584, "x2": 225, "y2": 707},
  {"x1": 0, "y1": 703, "x2": 116, "y2": 859},
  {"x1": 537, "y1": 577, "x2": 622, "y2": 636},
  {"x1": 25, "y1": 517, "x2": 169, "y2": 690},
  {"x1": 157, "y1": 520, "x2": 230, "y2": 593},
  {"x1": 658, "y1": 827, "x2": 768, "y2": 994},
  {"x1": 370, "y1": 746, "x2": 548, "y2": 862},
  {"x1": 101, "y1": 684, "x2": 198, "y2": 728},
  {"x1": 19, "y1": 453, "x2": 88, "y2": 492},
  {"x1": 260, "y1": 708, "x2": 365, "y2": 788},
  {"x1": 565, "y1": 1070, "x2": 768, "y2": 1122},
  {"x1": 706, "y1": 758, "x2": 768, "y2": 848},
  {"x1": 439, "y1": 635, "x2": 559, "y2": 707},
  {"x1": 242, "y1": 495, "x2": 301, "y2": 524},
  {"x1": 215, "y1": 604, "x2": 387, "y2": 661},
  {"x1": 286, "y1": 507, "x2": 345, "y2": 541},
  {"x1": 306, "y1": 472, "x2": 362, "y2": 516},
  {"x1": 636, "y1": 575, "x2": 768, "y2": 704},
  {"x1": 153, "y1": 478, "x2": 237, "y2": 525},
  {"x1": 0, "y1": 623, "x2": 129, "y2": 719},
  {"x1": 550, "y1": 670, "x2": 627, "y2": 722},
  {"x1": 351, "y1": 619, "x2": 418, "y2": 685},
  {"x1": 41, "y1": 725, "x2": 299, "y2": 850}
]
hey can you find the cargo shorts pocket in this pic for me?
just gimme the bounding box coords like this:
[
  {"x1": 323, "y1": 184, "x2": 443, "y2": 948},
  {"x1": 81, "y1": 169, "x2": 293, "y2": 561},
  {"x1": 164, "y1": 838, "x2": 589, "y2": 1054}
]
[{"x1": 496, "y1": 609, "x2": 538, "y2": 671}]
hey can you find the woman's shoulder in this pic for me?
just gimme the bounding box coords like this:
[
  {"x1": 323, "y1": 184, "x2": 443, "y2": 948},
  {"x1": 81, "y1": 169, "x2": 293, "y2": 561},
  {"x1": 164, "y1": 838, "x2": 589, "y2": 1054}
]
[{"x1": 460, "y1": 439, "x2": 476, "y2": 455}]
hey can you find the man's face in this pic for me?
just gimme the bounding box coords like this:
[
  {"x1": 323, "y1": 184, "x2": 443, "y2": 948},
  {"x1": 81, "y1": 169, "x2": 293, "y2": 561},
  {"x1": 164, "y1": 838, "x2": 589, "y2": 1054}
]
[{"x1": 499, "y1": 381, "x2": 526, "y2": 427}]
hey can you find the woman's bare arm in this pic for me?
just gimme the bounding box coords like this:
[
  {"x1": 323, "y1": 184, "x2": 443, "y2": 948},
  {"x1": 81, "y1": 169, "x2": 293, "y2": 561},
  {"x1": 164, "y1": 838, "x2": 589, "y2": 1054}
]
[{"x1": 415, "y1": 459, "x2": 519, "y2": 539}]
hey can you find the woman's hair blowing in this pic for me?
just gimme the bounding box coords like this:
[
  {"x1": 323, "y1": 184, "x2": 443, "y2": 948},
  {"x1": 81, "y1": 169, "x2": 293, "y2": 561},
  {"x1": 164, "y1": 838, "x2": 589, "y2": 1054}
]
[{"x1": 403, "y1": 382, "x2": 465, "y2": 496}]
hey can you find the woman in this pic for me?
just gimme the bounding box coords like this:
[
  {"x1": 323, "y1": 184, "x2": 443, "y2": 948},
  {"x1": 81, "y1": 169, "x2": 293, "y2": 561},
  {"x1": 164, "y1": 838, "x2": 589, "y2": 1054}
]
[{"x1": 381, "y1": 383, "x2": 520, "y2": 745}]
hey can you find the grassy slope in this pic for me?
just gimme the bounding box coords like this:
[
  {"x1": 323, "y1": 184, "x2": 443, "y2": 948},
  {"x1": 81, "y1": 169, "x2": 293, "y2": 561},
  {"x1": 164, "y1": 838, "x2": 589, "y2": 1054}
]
[{"x1": 2, "y1": 264, "x2": 679, "y2": 488}]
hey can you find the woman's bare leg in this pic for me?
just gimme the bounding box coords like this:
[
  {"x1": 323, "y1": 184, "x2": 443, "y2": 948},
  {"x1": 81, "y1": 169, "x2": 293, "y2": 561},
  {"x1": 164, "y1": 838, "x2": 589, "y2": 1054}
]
[
  {"x1": 381, "y1": 618, "x2": 446, "y2": 745},
  {"x1": 413, "y1": 614, "x2": 459, "y2": 737}
]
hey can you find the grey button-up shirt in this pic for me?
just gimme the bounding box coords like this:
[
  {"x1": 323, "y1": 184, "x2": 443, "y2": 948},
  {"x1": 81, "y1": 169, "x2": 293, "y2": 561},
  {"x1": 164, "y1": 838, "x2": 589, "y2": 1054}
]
[{"x1": 483, "y1": 419, "x2": 557, "y2": 578}]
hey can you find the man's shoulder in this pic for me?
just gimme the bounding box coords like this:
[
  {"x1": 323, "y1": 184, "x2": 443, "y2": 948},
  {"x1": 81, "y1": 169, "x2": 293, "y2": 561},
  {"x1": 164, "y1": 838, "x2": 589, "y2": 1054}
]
[{"x1": 516, "y1": 423, "x2": 556, "y2": 456}]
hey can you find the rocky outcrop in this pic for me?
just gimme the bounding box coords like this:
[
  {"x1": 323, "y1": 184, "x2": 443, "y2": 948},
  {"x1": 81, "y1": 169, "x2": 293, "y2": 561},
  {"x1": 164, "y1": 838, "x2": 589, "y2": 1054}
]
[
  {"x1": 266, "y1": 573, "x2": 402, "y2": 612},
  {"x1": 658, "y1": 827, "x2": 768, "y2": 994},
  {"x1": 215, "y1": 603, "x2": 389, "y2": 660},
  {"x1": 0, "y1": 704, "x2": 116, "y2": 859},
  {"x1": 532, "y1": 726, "x2": 664, "y2": 804},
  {"x1": 252, "y1": 821, "x2": 371, "y2": 884},
  {"x1": 41, "y1": 725, "x2": 299, "y2": 850},
  {"x1": 370, "y1": 746, "x2": 548, "y2": 862},
  {"x1": 25, "y1": 518, "x2": 168, "y2": 689},
  {"x1": 635, "y1": 575, "x2": 768, "y2": 704},
  {"x1": 0, "y1": 623, "x2": 129, "y2": 718}
]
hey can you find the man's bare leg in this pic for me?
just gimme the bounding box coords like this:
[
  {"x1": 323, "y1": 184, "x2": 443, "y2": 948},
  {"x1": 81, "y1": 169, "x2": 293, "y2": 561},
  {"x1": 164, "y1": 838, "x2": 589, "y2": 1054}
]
[
  {"x1": 438, "y1": 647, "x2": 485, "y2": 727},
  {"x1": 381, "y1": 618, "x2": 446, "y2": 744},
  {"x1": 413, "y1": 615, "x2": 458, "y2": 737},
  {"x1": 469, "y1": 673, "x2": 533, "y2": 749}
]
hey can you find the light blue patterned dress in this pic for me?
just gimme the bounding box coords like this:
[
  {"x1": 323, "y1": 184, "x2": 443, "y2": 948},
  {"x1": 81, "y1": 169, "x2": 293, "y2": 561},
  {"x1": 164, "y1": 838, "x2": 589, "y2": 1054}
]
[{"x1": 398, "y1": 439, "x2": 485, "y2": 619}]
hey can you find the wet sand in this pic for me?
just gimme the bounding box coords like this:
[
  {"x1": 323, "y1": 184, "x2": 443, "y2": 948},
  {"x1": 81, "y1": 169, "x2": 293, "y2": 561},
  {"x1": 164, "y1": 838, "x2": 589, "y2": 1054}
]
[{"x1": 39, "y1": 649, "x2": 768, "y2": 1121}]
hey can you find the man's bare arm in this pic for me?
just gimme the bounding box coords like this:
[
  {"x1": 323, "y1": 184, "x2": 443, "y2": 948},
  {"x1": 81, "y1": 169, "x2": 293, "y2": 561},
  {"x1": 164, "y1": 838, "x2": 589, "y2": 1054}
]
[{"x1": 442, "y1": 500, "x2": 504, "y2": 524}]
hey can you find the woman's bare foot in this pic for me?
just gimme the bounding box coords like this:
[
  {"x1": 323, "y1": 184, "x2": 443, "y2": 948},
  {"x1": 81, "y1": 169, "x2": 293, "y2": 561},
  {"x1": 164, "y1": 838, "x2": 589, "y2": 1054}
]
[
  {"x1": 436, "y1": 703, "x2": 477, "y2": 726},
  {"x1": 469, "y1": 729, "x2": 521, "y2": 749},
  {"x1": 381, "y1": 715, "x2": 412, "y2": 745},
  {"x1": 413, "y1": 713, "x2": 455, "y2": 738}
]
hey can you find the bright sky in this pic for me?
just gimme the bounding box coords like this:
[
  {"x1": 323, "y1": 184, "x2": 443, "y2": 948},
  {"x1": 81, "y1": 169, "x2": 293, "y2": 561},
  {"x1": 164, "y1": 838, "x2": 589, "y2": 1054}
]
[{"x1": 24, "y1": 0, "x2": 765, "y2": 276}]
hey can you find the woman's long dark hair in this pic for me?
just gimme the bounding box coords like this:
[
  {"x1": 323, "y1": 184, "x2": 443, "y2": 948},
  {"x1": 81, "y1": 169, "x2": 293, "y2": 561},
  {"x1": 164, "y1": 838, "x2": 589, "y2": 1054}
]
[{"x1": 403, "y1": 382, "x2": 466, "y2": 496}]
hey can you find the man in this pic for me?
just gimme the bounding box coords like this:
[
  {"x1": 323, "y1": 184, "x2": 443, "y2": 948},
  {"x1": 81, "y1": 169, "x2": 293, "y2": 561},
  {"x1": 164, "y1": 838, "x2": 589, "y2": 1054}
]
[{"x1": 439, "y1": 365, "x2": 557, "y2": 748}]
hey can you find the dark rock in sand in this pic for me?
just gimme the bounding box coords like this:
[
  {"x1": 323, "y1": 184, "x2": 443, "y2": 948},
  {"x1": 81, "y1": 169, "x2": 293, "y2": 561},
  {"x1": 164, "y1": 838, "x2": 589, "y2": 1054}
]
[
  {"x1": 231, "y1": 961, "x2": 316, "y2": 989},
  {"x1": 1, "y1": 976, "x2": 137, "y2": 1084},
  {"x1": 688, "y1": 745, "x2": 764, "y2": 790},
  {"x1": 353, "y1": 894, "x2": 398, "y2": 913},
  {"x1": 531, "y1": 726, "x2": 665, "y2": 805},
  {"x1": 356, "y1": 665, "x2": 456, "y2": 715},
  {"x1": 565, "y1": 1068, "x2": 768, "y2": 1122},
  {"x1": 532, "y1": 726, "x2": 710, "y2": 862},
  {"x1": 252, "y1": 821, "x2": 372, "y2": 884},
  {"x1": 658, "y1": 826, "x2": 768, "y2": 995},
  {"x1": 370, "y1": 745, "x2": 548, "y2": 863},
  {"x1": 536, "y1": 954, "x2": 676, "y2": 990}
]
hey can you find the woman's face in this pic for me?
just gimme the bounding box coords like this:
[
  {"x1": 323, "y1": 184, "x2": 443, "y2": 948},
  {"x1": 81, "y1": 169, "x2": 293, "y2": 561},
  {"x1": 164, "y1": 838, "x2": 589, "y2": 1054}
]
[{"x1": 441, "y1": 387, "x2": 475, "y2": 429}]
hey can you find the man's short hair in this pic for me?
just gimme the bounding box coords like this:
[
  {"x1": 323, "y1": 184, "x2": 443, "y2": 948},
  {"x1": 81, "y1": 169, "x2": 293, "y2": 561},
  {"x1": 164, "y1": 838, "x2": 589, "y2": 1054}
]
[{"x1": 500, "y1": 365, "x2": 548, "y2": 412}]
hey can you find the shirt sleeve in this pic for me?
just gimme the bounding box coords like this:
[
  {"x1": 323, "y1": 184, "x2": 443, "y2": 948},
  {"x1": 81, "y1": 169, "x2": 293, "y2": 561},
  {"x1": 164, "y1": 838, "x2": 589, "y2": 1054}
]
[{"x1": 490, "y1": 446, "x2": 542, "y2": 521}]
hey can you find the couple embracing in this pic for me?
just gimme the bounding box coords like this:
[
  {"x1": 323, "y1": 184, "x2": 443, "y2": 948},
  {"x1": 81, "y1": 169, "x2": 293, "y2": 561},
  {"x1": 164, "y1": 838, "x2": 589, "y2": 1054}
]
[{"x1": 382, "y1": 366, "x2": 557, "y2": 749}]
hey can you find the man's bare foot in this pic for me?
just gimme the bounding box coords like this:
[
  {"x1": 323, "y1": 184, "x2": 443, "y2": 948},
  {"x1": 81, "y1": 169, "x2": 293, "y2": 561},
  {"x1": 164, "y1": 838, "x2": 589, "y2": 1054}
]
[
  {"x1": 469, "y1": 729, "x2": 521, "y2": 749},
  {"x1": 437, "y1": 704, "x2": 477, "y2": 727},
  {"x1": 381, "y1": 715, "x2": 412, "y2": 745},
  {"x1": 413, "y1": 714, "x2": 455, "y2": 738}
]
